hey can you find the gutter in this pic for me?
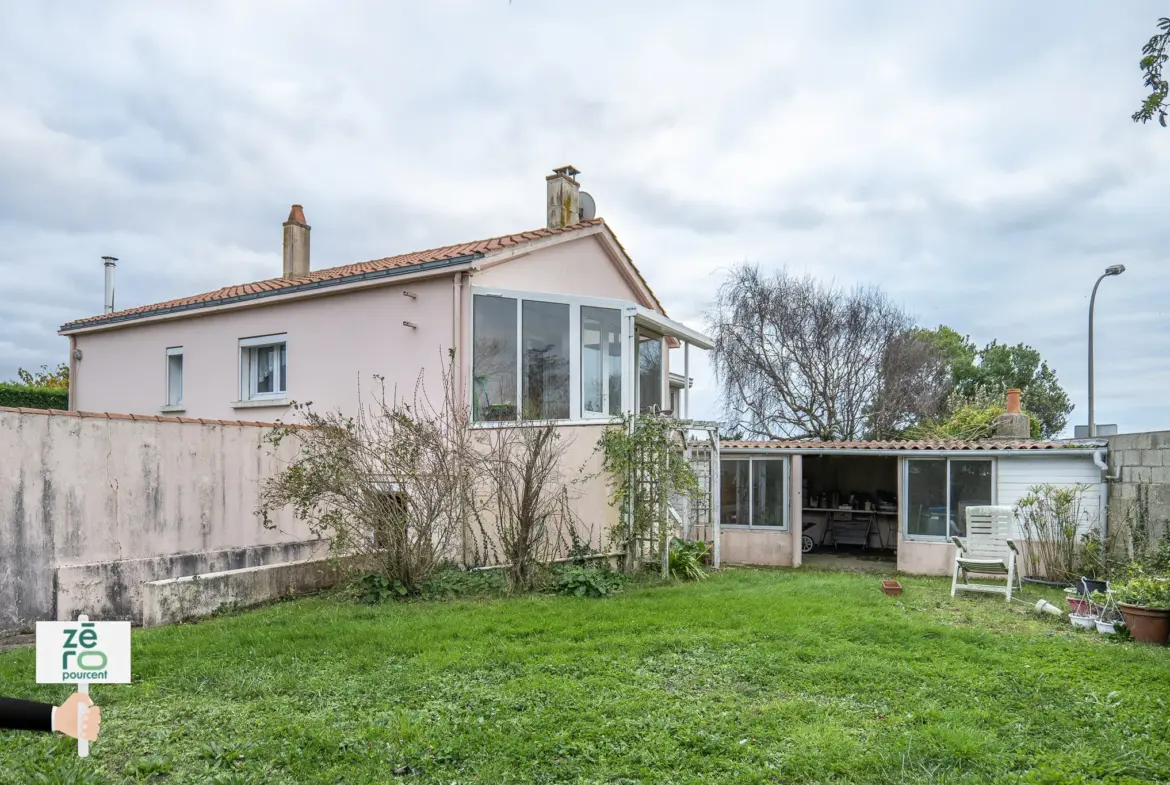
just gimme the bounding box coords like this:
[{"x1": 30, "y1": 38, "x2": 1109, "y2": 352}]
[
  {"x1": 59, "y1": 253, "x2": 484, "y2": 334},
  {"x1": 720, "y1": 446, "x2": 1107, "y2": 457}
]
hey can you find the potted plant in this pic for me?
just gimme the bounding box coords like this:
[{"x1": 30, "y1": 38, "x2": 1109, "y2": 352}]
[{"x1": 1113, "y1": 570, "x2": 1170, "y2": 645}]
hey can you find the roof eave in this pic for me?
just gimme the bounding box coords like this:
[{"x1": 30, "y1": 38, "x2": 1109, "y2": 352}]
[
  {"x1": 720, "y1": 445, "x2": 1105, "y2": 456},
  {"x1": 59, "y1": 254, "x2": 482, "y2": 335}
]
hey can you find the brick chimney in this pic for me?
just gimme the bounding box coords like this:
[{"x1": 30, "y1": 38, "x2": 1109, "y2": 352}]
[
  {"x1": 546, "y1": 166, "x2": 581, "y2": 230},
  {"x1": 282, "y1": 204, "x2": 310, "y2": 280},
  {"x1": 994, "y1": 388, "x2": 1030, "y2": 439}
]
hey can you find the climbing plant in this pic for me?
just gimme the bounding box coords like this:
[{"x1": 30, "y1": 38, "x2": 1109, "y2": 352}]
[{"x1": 596, "y1": 413, "x2": 701, "y2": 576}]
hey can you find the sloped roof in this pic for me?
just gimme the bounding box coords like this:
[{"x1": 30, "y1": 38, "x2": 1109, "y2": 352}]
[
  {"x1": 60, "y1": 218, "x2": 664, "y2": 331},
  {"x1": 722, "y1": 439, "x2": 1105, "y2": 452}
]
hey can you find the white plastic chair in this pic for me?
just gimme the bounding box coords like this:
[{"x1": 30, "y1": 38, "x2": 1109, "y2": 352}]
[{"x1": 951, "y1": 505, "x2": 1021, "y2": 602}]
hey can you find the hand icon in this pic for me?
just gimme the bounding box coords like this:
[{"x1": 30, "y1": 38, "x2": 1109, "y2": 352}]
[{"x1": 55, "y1": 692, "x2": 100, "y2": 742}]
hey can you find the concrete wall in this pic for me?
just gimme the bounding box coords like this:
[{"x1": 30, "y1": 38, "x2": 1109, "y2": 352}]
[
  {"x1": 897, "y1": 535, "x2": 956, "y2": 576},
  {"x1": 1106, "y1": 431, "x2": 1170, "y2": 544},
  {"x1": 0, "y1": 408, "x2": 314, "y2": 632},
  {"x1": 141, "y1": 555, "x2": 345, "y2": 628}
]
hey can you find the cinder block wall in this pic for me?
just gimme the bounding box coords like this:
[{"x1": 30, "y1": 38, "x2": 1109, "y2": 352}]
[
  {"x1": 1105, "y1": 430, "x2": 1170, "y2": 549},
  {"x1": 0, "y1": 408, "x2": 317, "y2": 633}
]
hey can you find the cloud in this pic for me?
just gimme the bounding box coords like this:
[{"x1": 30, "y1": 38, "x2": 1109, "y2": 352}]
[{"x1": 0, "y1": 0, "x2": 1167, "y2": 433}]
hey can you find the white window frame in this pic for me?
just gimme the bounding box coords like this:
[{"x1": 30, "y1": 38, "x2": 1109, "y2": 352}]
[
  {"x1": 165, "y1": 347, "x2": 184, "y2": 408},
  {"x1": 580, "y1": 305, "x2": 623, "y2": 420},
  {"x1": 238, "y1": 333, "x2": 288, "y2": 402},
  {"x1": 719, "y1": 457, "x2": 790, "y2": 531},
  {"x1": 901, "y1": 457, "x2": 997, "y2": 541},
  {"x1": 471, "y1": 287, "x2": 657, "y2": 426}
]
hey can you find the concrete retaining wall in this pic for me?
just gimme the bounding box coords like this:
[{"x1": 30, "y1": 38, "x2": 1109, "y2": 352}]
[
  {"x1": 141, "y1": 555, "x2": 345, "y2": 628},
  {"x1": 0, "y1": 408, "x2": 316, "y2": 632},
  {"x1": 57, "y1": 540, "x2": 327, "y2": 624},
  {"x1": 1106, "y1": 431, "x2": 1170, "y2": 549}
]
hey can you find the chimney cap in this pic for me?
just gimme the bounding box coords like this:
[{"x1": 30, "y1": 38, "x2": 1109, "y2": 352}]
[
  {"x1": 101, "y1": 256, "x2": 118, "y2": 264},
  {"x1": 285, "y1": 204, "x2": 308, "y2": 225},
  {"x1": 1006, "y1": 388, "x2": 1022, "y2": 414},
  {"x1": 548, "y1": 165, "x2": 580, "y2": 183}
]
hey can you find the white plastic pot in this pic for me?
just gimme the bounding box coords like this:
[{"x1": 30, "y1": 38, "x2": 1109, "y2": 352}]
[
  {"x1": 1070, "y1": 614, "x2": 1096, "y2": 630},
  {"x1": 1095, "y1": 620, "x2": 1119, "y2": 635}
]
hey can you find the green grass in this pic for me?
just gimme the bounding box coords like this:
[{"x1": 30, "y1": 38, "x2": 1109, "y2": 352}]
[{"x1": 2, "y1": 569, "x2": 1168, "y2": 784}]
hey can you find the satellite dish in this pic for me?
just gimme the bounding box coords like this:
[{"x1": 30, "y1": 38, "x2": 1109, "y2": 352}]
[{"x1": 579, "y1": 191, "x2": 597, "y2": 221}]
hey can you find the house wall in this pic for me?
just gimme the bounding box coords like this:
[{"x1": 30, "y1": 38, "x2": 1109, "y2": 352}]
[
  {"x1": 1105, "y1": 431, "x2": 1170, "y2": 548},
  {"x1": 0, "y1": 409, "x2": 313, "y2": 632},
  {"x1": 997, "y1": 454, "x2": 1105, "y2": 537},
  {"x1": 463, "y1": 422, "x2": 619, "y2": 565},
  {"x1": 897, "y1": 453, "x2": 1105, "y2": 576},
  {"x1": 71, "y1": 276, "x2": 457, "y2": 422},
  {"x1": 472, "y1": 236, "x2": 646, "y2": 305}
]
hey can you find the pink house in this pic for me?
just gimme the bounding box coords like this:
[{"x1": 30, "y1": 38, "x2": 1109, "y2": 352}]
[
  {"x1": 58, "y1": 166, "x2": 716, "y2": 550},
  {"x1": 60, "y1": 166, "x2": 711, "y2": 423}
]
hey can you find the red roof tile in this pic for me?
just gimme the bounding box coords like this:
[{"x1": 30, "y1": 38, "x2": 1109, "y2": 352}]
[
  {"x1": 722, "y1": 439, "x2": 1102, "y2": 451},
  {"x1": 61, "y1": 218, "x2": 664, "y2": 331}
]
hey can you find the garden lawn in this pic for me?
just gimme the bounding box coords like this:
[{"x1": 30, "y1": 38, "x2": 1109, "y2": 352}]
[{"x1": 2, "y1": 568, "x2": 1168, "y2": 784}]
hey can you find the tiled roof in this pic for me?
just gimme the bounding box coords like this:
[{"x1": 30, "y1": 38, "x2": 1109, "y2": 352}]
[
  {"x1": 722, "y1": 439, "x2": 1105, "y2": 451},
  {"x1": 0, "y1": 405, "x2": 307, "y2": 430},
  {"x1": 61, "y1": 218, "x2": 664, "y2": 331}
]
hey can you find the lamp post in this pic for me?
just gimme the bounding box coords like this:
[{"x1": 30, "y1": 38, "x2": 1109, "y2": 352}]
[{"x1": 1088, "y1": 264, "x2": 1125, "y2": 437}]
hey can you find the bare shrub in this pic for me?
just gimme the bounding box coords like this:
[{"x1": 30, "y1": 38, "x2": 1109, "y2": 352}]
[
  {"x1": 469, "y1": 422, "x2": 584, "y2": 593},
  {"x1": 257, "y1": 355, "x2": 480, "y2": 592}
]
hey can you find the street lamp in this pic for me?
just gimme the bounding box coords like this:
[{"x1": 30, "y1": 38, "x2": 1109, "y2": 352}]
[{"x1": 1088, "y1": 264, "x2": 1125, "y2": 437}]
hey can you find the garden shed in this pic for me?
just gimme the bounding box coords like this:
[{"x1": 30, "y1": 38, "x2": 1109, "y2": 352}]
[{"x1": 699, "y1": 438, "x2": 1109, "y2": 576}]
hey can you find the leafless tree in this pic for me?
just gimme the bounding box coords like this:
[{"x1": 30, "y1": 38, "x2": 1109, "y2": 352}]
[
  {"x1": 468, "y1": 422, "x2": 585, "y2": 592},
  {"x1": 867, "y1": 331, "x2": 951, "y2": 439},
  {"x1": 707, "y1": 265, "x2": 946, "y2": 441}
]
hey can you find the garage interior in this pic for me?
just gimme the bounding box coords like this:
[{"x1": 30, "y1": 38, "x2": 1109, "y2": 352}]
[{"x1": 800, "y1": 454, "x2": 899, "y2": 563}]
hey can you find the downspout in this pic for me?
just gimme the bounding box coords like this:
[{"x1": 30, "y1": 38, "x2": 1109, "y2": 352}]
[
  {"x1": 1093, "y1": 448, "x2": 1116, "y2": 549},
  {"x1": 1093, "y1": 448, "x2": 1115, "y2": 478},
  {"x1": 453, "y1": 271, "x2": 468, "y2": 567},
  {"x1": 452, "y1": 272, "x2": 463, "y2": 404},
  {"x1": 68, "y1": 335, "x2": 78, "y2": 411}
]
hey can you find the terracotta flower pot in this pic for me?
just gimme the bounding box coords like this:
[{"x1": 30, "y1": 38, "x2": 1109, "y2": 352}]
[
  {"x1": 1118, "y1": 603, "x2": 1170, "y2": 645},
  {"x1": 881, "y1": 580, "x2": 902, "y2": 596}
]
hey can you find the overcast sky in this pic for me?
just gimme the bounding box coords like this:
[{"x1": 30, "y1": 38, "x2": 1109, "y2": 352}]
[{"x1": 1, "y1": 2, "x2": 1166, "y2": 434}]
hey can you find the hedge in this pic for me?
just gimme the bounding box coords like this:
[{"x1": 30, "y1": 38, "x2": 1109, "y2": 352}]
[{"x1": 0, "y1": 383, "x2": 69, "y2": 410}]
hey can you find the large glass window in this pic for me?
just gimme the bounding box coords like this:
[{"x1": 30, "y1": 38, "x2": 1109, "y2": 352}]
[
  {"x1": 906, "y1": 458, "x2": 993, "y2": 538},
  {"x1": 720, "y1": 458, "x2": 788, "y2": 529},
  {"x1": 720, "y1": 460, "x2": 751, "y2": 526},
  {"x1": 638, "y1": 333, "x2": 663, "y2": 413},
  {"x1": 906, "y1": 460, "x2": 948, "y2": 537},
  {"x1": 473, "y1": 295, "x2": 518, "y2": 421},
  {"x1": 949, "y1": 460, "x2": 993, "y2": 537},
  {"x1": 752, "y1": 460, "x2": 786, "y2": 527},
  {"x1": 469, "y1": 289, "x2": 675, "y2": 423},
  {"x1": 582, "y1": 306, "x2": 622, "y2": 417},
  {"x1": 522, "y1": 300, "x2": 570, "y2": 420}
]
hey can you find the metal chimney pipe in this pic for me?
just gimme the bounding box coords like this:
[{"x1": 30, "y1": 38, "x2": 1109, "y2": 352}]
[{"x1": 102, "y1": 256, "x2": 118, "y2": 314}]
